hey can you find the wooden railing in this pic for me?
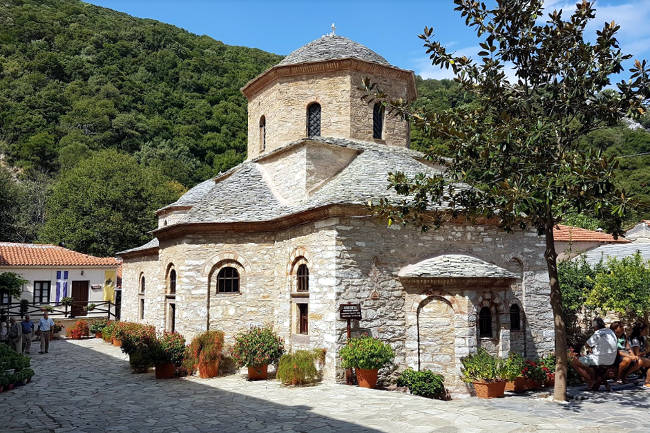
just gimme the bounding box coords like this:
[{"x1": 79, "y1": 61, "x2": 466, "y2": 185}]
[{"x1": 0, "y1": 300, "x2": 116, "y2": 320}]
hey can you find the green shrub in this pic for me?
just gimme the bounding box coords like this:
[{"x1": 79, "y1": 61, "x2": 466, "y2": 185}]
[
  {"x1": 396, "y1": 368, "x2": 448, "y2": 400},
  {"x1": 276, "y1": 350, "x2": 320, "y2": 386},
  {"x1": 102, "y1": 320, "x2": 116, "y2": 341},
  {"x1": 89, "y1": 319, "x2": 107, "y2": 334},
  {"x1": 502, "y1": 353, "x2": 526, "y2": 381},
  {"x1": 340, "y1": 336, "x2": 394, "y2": 370},
  {"x1": 460, "y1": 348, "x2": 507, "y2": 382},
  {"x1": 232, "y1": 327, "x2": 284, "y2": 368}
]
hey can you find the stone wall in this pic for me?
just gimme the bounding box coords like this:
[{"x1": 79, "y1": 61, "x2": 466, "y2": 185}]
[
  {"x1": 332, "y1": 216, "x2": 553, "y2": 393},
  {"x1": 121, "y1": 254, "x2": 162, "y2": 328}
]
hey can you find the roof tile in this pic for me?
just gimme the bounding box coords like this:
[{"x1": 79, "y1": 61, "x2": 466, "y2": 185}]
[
  {"x1": 0, "y1": 243, "x2": 120, "y2": 267},
  {"x1": 553, "y1": 225, "x2": 630, "y2": 243}
]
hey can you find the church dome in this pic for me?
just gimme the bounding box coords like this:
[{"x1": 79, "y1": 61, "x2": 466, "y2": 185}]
[{"x1": 278, "y1": 34, "x2": 390, "y2": 67}]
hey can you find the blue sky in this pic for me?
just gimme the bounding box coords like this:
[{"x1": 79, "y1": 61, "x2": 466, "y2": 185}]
[{"x1": 87, "y1": 0, "x2": 649, "y2": 81}]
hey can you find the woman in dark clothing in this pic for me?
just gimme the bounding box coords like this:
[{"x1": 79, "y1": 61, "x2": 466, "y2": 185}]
[{"x1": 626, "y1": 322, "x2": 650, "y2": 387}]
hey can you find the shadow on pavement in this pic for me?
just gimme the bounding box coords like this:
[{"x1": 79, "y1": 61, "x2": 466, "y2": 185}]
[{"x1": 1, "y1": 339, "x2": 380, "y2": 433}]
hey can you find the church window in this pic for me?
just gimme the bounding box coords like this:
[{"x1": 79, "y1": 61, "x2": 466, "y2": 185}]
[
  {"x1": 297, "y1": 264, "x2": 309, "y2": 292},
  {"x1": 139, "y1": 274, "x2": 145, "y2": 319},
  {"x1": 298, "y1": 303, "x2": 308, "y2": 334},
  {"x1": 479, "y1": 307, "x2": 492, "y2": 338},
  {"x1": 259, "y1": 115, "x2": 266, "y2": 151},
  {"x1": 307, "y1": 103, "x2": 321, "y2": 137},
  {"x1": 510, "y1": 304, "x2": 521, "y2": 331},
  {"x1": 140, "y1": 298, "x2": 145, "y2": 320},
  {"x1": 373, "y1": 102, "x2": 384, "y2": 139},
  {"x1": 139, "y1": 275, "x2": 145, "y2": 294},
  {"x1": 168, "y1": 268, "x2": 176, "y2": 295},
  {"x1": 217, "y1": 267, "x2": 240, "y2": 293}
]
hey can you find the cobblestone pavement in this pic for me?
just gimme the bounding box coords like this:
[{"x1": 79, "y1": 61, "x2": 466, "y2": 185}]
[{"x1": 2, "y1": 339, "x2": 649, "y2": 432}]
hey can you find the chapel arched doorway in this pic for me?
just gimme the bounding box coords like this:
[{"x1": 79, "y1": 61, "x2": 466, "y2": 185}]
[{"x1": 417, "y1": 297, "x2": 456, "y2": 379}]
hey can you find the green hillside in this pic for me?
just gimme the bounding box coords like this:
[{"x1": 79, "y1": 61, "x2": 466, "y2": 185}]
[{"x1": 0, "y1": 0, "x2": 281, "y2": 185}]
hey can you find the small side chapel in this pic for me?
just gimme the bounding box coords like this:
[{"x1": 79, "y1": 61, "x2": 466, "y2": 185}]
[{"x1": 118, "y1": 33, "x2": 554, "y2": 394}]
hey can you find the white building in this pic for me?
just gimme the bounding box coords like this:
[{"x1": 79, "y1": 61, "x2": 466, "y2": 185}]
[{"x1": 0, "y1": 242, "x2": 120, "y2": 318}]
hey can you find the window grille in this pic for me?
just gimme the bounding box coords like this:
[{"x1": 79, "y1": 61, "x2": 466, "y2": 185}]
[
  {"x1": 373, "y1": 103, "x2": 384, "y2": 139},
  {"x1": 307, "y1": 103, "x2": 321, "y2": 137},
  {"x1": 297, "y1": 264, "x2": 309, "y2": 292},
  {"x1": 217, "y1": 267, "x2": 240, "y2": 293}
]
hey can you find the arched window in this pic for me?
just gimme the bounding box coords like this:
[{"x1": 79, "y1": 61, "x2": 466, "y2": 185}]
[
  {"x1": 297, "y1": 264, "x2": 309, "y2": 292},
  {"x1": 169, "y1": 269, "x2": 176, "y2": 294},
  {"x1": 479, "y1": 307, "x2": 492, "y2": 338},
  {"x1": 259, "y1": 115, "x2": 266, "y2": 151},
  {"x1": 139, "y1": 275, "x2": 145, "y2": 294},
  {"x1": 217, "y1": 267, "x2": 240, "y2": 293},
  {"x1": 510, "y1": 304, "x2": 521, "y2": 331},
  {"x1": 373, "y1": 102, "x2": 384, "y2": 139},
  {"x1": 307, "y1": 102, "x2": 321, "y2": 137}
]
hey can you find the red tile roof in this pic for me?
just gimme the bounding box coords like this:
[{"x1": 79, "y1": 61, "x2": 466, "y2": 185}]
[
  {"x1": 0, "y1": 243, "x2": 120, "y2": 267},
  {"x1": 553, "y1": 225, "x2": 630, "y2": 243}
]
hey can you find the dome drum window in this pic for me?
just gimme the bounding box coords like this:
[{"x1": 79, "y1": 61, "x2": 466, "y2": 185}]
[
  {"x1": 307, "y1": 103, "x2": 321, "y2": 137},
  {"x1": 169, "y1": 269, "x2": 176, "y2": 295},
  {"x1": 373, "y1": 103, "x2": 384, "y2": 139},
  {"x1": 259, "y1": 115, "x2": 266, "y2": 151},
  {"x1": 217, "y1": 267, "x2": 240, "y2": 293}
]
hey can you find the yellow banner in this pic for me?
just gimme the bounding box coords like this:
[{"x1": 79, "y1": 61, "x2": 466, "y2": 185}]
[{"x1": 104, "y1": 270, "x2": 116, "y2": 302}]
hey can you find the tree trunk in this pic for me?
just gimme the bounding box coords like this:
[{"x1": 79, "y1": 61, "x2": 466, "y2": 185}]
[{"x1": 544, "y1": 221, "x2": 568, "y2": 401}]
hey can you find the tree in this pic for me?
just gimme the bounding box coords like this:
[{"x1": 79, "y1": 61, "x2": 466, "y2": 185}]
[
  {"x1": 39, "y1": 149, "x2": 184, "y2": 256},
  {"x1": 0, "y1": 166, "x2": 21, "y2": 241},
  {"x1": 366, "y1": 0, "x2": 649, "y2": 400},
  {"x1": 586, "y1": 252, "x2": 650, "y2": 323},
  {"x1": 0, "y1": 272, "x2": 27, "y2": 300}
]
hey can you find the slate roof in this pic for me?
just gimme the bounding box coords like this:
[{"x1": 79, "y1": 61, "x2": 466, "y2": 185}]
[
  {"x1": 177, "y1": 137, "x2": 452, "y2": 225},
  {"x1": 0, "y1": 243, "x2": 120, "y2": 267},
  {"x1": 553, "y1": 224, "x2": 629, "y2": 243},
  {"x1": 159, "y1": 178, "x2": 216, "y2": 213},
  {"x1": 580, "y1": 243, "x2": 650, "y2": 266},
  {"x1": 116, "y1": 238, "x2": 159, "y2": 256},
  {"x1": 278, "y1": 35, "x2": 391, "y2": 67},
  {"x1": 398, "y1": 255, "x2": 517, "y2": 279}
]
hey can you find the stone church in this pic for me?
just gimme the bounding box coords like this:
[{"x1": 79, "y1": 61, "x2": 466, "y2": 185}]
[{"x1": 118, "y1": 33, "x2": 554, "y2": 394}]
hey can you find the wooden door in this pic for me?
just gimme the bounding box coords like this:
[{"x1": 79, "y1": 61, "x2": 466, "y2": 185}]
[{"x1": 71, "y1": 281, "x2": 89, "y2": 317}]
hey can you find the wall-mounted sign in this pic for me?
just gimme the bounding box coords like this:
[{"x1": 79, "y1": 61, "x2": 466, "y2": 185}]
[
  {"x1": 91, "y1": 284, "x2": 102, "y2": 290},
  {"x1": 339, "y1": 303, "x2": 362, "y2": 320}
]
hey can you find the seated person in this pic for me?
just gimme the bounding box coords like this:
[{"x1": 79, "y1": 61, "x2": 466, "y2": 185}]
[
  {"x1": 570, "y1": 317, "x2": 617, "y2": 388},
  {"x1": 610, "y1": 321, "x2": 636, "y2": 382},
  {"x1": 623, "y1": 322, "x2": 650, "y2": 387}
]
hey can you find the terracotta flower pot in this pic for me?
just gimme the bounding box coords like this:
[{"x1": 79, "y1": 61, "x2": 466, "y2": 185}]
[
  {"x1": 473, "y1": 380, "x2": 506, "y2": 398},
  {"x1": 95, "y1": 332, "x2": 102, "y2": 339},
  {"x1": 8, "y1": 383, "x2": 14, "y2": 391},
  {"x1": 198, "y1": 360, "x2": 220, "y2": 378},
  {"x1": 155, "y1": 363, "x2": 176, "y2": 379},
  {"x1": 112, "y1": 338, "x2": 122, "y2": 347},
  {"x1": 356, "y1": 368, "x2": 379, "y2": 389},
  {"x1": 525, "y1": 378, "x2": 542, "y2": 390},
  {"x1": 247, "y1": 365, "x2": 268, "y2": 380},
  {"x1": 505, "y1": 377, "x2": 528, "y2": 393}
]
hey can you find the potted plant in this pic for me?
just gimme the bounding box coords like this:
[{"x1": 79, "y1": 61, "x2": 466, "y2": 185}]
[
  {"x1": 65, "y1": 319, "x2": 89, "y2": 340},
  {"x1": 120, "y1": 323, "x2": 156, "y2": 373},
  {"x1": 276, "y1": 350, "x2": 321, "y2": 386},
  {"x1": 232, "y1": 327, "x2": 284, "y2": 380},
  {"x1": 89, "y1": 320, "x2": 107, "y2": 338},
  {"x1": 186, "y1": 330, "x2": 225, "y2": 378},
  {"x1": 521, "y1": 359, "x2": 546, "y2": 390},
  {"x1": 340, "y1": 335, "x2": 394, "y2": 389},
  {"x1": 460, "y1": 348, "x2": 508, "y2": 398},
  {"x1": 113, "y1": 321, "x2": 130, "y2": 347},
  {"x1": 102, "y1": 320, "x2": 115, "y2": 342},
  {"x1": 152, "y1": 332, "x2": 186, "y2": 379},
  {"x1": 41, "y1": 305, "x2": 54, "y2": 313},
  {"x1": 503, "y1": 353, "x2": 527, "y2": 393}
]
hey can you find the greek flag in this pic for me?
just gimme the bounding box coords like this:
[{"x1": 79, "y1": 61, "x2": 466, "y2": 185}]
[{"x1": 56, "y1": 271, "x2": 69, "y2": 303}]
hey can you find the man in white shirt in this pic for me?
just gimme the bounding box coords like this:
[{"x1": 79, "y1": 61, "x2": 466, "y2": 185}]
[
  {"x1": 38, "y1": 312, "x2": 55, "y2": 354},
  {"x1": 570, "y1": 317, "x2": 618, "y2": 388}
]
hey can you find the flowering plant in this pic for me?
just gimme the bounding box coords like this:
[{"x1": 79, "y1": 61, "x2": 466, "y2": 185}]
[
  {"x1": 120, "y1": 322, "x2": 156, "y2": 355},
  {"x1": 232, "y1": 327, "x2": 284, "y2": 368},
  {"x1": 102, "y1": 320, "x2": 115, "y2": 341},
  {"x1": 151, "y1": 332, "x2": 186, "y2": 366},
  {"x1": 89, "y1": 319, "x2": 107, "y2": 334},
  {"x1": 538, "y1": 354, "x2": 556, "y2": 383},
  {"x1": 65, "y1": 320, "x2": 89, "y2": 339},
  {"x1": 521, "y1": 360, "x2": 546, "y2": 383},
  {"x1": 184, "y1": 330, "x2": 225, "y2": 373}
]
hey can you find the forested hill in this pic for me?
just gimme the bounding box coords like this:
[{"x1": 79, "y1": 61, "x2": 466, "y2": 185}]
[{"x1": 0, "y1": 0, "x2": 282, "y2": 185}]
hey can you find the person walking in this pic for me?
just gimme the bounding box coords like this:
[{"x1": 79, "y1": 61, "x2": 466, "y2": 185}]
[
  {"x1": 8, "y1": 317, "x2": 22, "y2": 352},
  {"x1": 38, "y1": 312, "x2": 55, "y2": 354},
  {"x1": 21, "y1": 315, "x2": 34, "y2": 354}
]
